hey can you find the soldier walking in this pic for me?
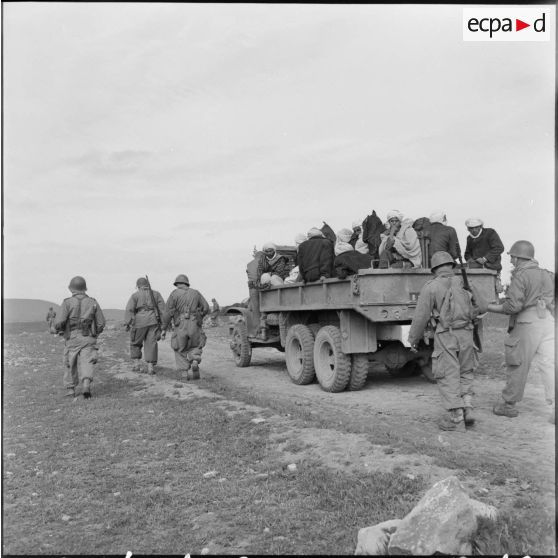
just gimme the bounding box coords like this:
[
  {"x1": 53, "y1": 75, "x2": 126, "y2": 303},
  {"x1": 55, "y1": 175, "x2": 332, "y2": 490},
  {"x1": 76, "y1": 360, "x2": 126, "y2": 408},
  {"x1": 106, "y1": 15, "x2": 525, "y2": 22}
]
[
  {"x1": 408, "y1": 252, "x2": 487, "y2": 431},
  {"x1": 487, "y1": 241, "x2": 555, "y2": 421},
  {"x1": 162, "y1": 274, "x2": 210, "y2": 380},
  {"x1": 124, "y1": 278, "x2": 166, "y2": 375},
  {"x1": 46, "y1": 307, "x2": 57, "y2": 333},
  {"x1": 54, "y1": 276, "x2": 105, "y2": 399},
  {"x1": 209, "y1": 298, "x2": 220, "y2": 327}
]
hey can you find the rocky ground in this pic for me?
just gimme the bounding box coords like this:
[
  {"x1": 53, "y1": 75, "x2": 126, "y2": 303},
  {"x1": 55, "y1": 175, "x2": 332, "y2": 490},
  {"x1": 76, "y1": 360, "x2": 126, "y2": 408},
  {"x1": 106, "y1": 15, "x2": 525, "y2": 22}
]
[{"x1": 2, "y1": 320, "x2": 555, "y2": 554}]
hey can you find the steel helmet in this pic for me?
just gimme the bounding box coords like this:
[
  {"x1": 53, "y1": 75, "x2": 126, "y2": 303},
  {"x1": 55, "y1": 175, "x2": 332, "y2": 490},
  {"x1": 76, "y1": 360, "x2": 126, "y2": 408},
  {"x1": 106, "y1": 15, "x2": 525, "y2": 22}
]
[
  {"x1": 173, "y1": 274, "x2": 190, "y2": 286},
  {"x1": 68, "y1": 276, "x2": 87, "y2": 291},
  {"x1": 136, "y1": 278, "x2": 148, "y2": 288},
  {"x1": 430, "y1": 251, "x2": 456, "y2": 272},
  {"x1": 508, "y1": 240, "x2": 534, "y2": 260}
]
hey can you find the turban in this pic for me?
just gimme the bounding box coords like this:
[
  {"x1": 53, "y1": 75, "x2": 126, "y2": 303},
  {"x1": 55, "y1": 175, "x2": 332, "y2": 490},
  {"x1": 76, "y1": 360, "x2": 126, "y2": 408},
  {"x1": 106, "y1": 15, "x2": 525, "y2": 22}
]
[
  {"x1": 429, "y1": 211, "x2": 446, "y2": 224},
  {"x1": 337, "y1": 228, "x2": 353, "y2": 243},
  {"x1": 386, "y1": 210, "x2": 404, "y2": 222},
  {"x1": 352, "y1": 220, "x2": 362, "y2": 230},
  {"x1": 465, "y1": 218, "x2": 483, "y2": 228},
  {"x1": 262, "y1": 242, "x2": 276, "y2": 252},
  {"x1": 294, "y1": 233, "x2": 307, "y2": 246},
  {"x1": 307, "y1": 227, "x2": 324, "y2": 238}
]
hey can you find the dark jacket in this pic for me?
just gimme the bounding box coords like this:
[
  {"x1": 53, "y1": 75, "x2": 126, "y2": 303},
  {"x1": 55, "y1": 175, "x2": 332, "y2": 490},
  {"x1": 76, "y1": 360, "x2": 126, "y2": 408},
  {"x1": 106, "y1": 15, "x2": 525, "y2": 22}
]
[
  {"x1": 464, "y1": 227, "x2": 504, "y2": 272},
  {"x1": 429, "y1": 222, "x2": 461, "y2": 263},
  {"x1": 297, "y1": 237, "x2": 334, "y2": 282},
  {"x1": 334, "y1": 251, "x2": 373, "y2": 279}
]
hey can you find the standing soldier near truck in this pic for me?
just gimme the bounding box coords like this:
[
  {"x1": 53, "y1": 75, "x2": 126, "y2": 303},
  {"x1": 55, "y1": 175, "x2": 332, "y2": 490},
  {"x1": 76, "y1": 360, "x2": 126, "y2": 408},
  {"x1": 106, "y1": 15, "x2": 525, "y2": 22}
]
[
  {"x1": 46, "y1": 307, "x2": 57, "y2": 333},
  {"x1": 54, "y1": 276, "x2": 105, "y2": 399},
  {"x1": 408, "y1": 252, "x2": 487, "y2": 431},
  {"x1": 124, "y1": 277, "x2": 166, "y2": 375},
  {"x1": 487, "y1": 241, "x2": 555, "y2": 421},
  {"x1": 163, "y1": 274, "x2": 210, "y2": 381}
]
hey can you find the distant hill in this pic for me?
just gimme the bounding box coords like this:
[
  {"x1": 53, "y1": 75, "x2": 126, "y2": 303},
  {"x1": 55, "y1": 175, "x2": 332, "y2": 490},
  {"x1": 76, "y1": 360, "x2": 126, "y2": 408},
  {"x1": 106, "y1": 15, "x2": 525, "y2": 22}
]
[{"x1": 3, "y1": 299, "x2": 124, "y2": 323}]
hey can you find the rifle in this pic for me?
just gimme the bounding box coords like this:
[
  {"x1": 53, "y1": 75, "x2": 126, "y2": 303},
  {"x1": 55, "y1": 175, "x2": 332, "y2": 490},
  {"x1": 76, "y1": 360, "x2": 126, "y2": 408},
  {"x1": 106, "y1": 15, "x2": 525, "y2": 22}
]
[
  {"x1": 458, "y1": 256, "x2": 482, "y2": 352},
  {"x1": 145, "y1": 275, "x2": 162, "y2": 329}
]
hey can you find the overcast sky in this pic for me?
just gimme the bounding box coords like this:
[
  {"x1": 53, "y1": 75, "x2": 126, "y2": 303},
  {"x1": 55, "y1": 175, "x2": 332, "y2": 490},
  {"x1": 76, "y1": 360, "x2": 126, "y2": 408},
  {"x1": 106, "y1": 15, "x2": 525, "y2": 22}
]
[{"x1": 3, "y1": 3, "x2": 555, "y2": 308}]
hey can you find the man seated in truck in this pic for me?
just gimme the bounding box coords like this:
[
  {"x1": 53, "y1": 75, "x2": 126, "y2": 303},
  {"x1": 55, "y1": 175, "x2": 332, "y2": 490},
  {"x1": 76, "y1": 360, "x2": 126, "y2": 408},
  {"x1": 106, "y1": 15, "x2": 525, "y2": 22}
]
[
  {"x1": 378, "y1": 210, "x2": 422, "y2": 268},
  {"x1": 427, "y1": 211, "x2": 462, "y2": 265},
  {"x1": 349, "y1": 221, "x2": 369, "y2": 254},
  {"x1": 297, "y1": 227, "x2": 334, "y2": 282},
  {"x1": 285, "y1": 233, "x2": 307, "y2": 284},
  {"x1": 257, "y1": 242, "x2": 289, "y2": 287},
  {"x1": 334, "y1": 228, "x2": 373, "y2": 279}
]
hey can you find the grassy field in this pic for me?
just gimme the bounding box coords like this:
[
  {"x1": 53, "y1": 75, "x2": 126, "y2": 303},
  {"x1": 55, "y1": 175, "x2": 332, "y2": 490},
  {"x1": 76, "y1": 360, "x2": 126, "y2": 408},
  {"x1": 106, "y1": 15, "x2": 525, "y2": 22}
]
[{"x1": 2, "y1": 322, "x2": 555, "y2": 555}]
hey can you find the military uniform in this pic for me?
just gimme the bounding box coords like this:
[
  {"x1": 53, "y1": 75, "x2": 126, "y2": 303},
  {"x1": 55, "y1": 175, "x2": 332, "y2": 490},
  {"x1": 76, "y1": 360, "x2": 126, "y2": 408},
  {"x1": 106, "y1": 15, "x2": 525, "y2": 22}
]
[
  {"x1": 124, "y1": 279, "x2": 166, "y2": 373},
  {"x1": 163, "y1": 276, "x2": 210, "y2": 379},
  {"x1": 54, "y1": 277, "x2": 105, "y2": 398},
  {"x1": 496, "y1": 259, "x2": 554, "y2": 411},
  {"x1": 46, "y1": 308, "x2": 57, "y2": 333},
  {"x1": 408, "y1": 253, "x2": 487, "y2": 430}
]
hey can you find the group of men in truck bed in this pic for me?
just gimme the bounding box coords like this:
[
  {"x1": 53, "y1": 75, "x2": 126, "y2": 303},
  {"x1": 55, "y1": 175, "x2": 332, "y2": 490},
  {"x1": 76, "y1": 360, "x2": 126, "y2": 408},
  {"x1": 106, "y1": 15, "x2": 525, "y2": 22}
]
[{"x1": 253, "y1": 209, "x2": 505, "y2": 288}]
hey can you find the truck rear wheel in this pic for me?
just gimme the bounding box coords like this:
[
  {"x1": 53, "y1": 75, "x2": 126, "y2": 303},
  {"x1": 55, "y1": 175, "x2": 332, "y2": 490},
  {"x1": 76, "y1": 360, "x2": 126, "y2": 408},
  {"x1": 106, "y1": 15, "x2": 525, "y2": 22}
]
[
  {"x1": 230, "y1": 322, "x2": 252, "y2": 367},
  {"x1": 348, "y1": 354, "x2": 369, "y2": 391},
  {"x1": 313, "y1": 326, "x2": 351, "y2": 393},
  {"x1": 285, "y1": 324, "x2": 316, "y2": 385}
]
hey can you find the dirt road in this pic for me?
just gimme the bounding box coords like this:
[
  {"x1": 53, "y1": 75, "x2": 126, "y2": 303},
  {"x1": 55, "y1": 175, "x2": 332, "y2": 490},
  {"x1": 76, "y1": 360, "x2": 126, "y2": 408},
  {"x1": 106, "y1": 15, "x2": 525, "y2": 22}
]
[{"x1": 106, "y1": 322, "x2": 555, "y2": 517}]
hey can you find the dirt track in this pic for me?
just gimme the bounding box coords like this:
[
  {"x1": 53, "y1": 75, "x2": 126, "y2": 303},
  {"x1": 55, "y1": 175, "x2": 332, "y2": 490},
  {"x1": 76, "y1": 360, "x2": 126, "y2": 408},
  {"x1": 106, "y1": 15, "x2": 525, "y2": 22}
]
[{"x1": 104, "y1": 322, "x2": 555, "y2": 517}]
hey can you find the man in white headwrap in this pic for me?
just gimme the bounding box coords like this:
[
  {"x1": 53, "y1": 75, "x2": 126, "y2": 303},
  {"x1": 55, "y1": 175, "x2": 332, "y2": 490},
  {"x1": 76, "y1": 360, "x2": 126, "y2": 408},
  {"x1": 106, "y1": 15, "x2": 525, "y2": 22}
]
[
  {"x1": 334, "y1": 228, "x2": 373, "y2": 279},
  {"x1": 350, "y1": 220, "x2": 369, "y2": 254},
  {"x1": 464, "y1": 218, "x2": 504, "y2": 272},
  {"x1": 427, "y1": 211, "x2": 461, "y2": 265},
  {"x1": 297, "y1": 227, "x2": 334, "y2": 282},
  {"x1": 378, "y1": 210, "x2": 422, "y2": 268},
  {"x1": 257, "y1": 242, "x2": 289, "y2": 287},
  {"x1": 285, "y1": 233, "x2": 307, "y2": 284}
]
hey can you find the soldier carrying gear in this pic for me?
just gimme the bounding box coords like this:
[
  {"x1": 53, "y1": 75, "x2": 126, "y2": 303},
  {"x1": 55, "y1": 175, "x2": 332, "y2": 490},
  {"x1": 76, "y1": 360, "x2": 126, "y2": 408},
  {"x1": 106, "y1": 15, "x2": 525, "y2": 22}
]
[
  {"x1": 162, "y1": 274, "x2": 210, "y2": 381},
  {"x1": 487, "y1": 240, "x2": 555, "y2": 422},
  {"x1": 124, "y1": 277, "x2": 166, "y2": 375},
  {"x1": 54, "y1": 276, "x2": 105, "y2": 399},
  {"x1": 408, "y1": 251, "x2": 487, "y2": 432}
]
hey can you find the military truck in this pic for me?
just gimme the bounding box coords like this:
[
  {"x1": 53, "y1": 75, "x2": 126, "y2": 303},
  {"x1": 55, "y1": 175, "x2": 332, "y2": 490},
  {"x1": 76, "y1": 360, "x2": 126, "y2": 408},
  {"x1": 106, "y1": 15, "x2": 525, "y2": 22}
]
[{"x1": 227, "y1": 247, "x2": 497, "y2": 392}]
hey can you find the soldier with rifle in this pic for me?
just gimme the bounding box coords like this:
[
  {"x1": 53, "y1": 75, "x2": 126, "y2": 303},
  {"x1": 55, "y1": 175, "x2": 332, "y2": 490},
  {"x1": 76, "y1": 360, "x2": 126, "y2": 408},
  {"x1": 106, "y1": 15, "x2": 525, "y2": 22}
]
[
  {"x1": 54, "y1": 276, "x2": 105, "y2": 399},
  {"x1": 124, "y1": 277, "x2": 166, "y2": 375},
  {"x1": 408, "y1": 252, "x2": 487, "y2": 432}
]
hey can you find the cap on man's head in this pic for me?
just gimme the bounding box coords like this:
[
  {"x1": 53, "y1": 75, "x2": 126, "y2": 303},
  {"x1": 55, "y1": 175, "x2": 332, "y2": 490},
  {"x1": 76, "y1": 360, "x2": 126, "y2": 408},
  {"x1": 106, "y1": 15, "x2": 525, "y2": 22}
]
[
  {"x1": 387, "y1": 210, "x2": 404, "y2": 222},
  {"x1": 429, "y1": 211, "x2": 446, "y2": 224},
  {"x1": 351, "y1": 220, "x2": 362, "y2": 230},
  {"x1": 307, "y1": 228, "x2": 324, "y2": 238},
  {"x1": 262, "y1": 242, "x2": 276, "y2": 252},
  {"x1": 465, "y1": 218, "x2": 483, "y2": 228},
  {"x1": 136, "y1": 278, "x2": 148, "y2": 288},
  {"x1": 337, "y1": 228, "x2": 353, "y2": 243},
  {"x1": 68, "y1": 276, "x2": 87, "y2": 292},
  {"x1": 173, "y1": 274, "x2": 190, "y2": 286},
  {"x1": 430, "y1": 251, "x2": 456, "y2": 272}
]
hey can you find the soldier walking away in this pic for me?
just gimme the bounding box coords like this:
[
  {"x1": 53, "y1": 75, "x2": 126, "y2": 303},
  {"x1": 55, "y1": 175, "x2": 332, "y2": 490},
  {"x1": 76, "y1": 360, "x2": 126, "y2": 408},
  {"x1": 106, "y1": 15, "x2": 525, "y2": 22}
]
[
  {"x1": 209, "y1": 298, "x2": 220, "y2": 327},
  {"x1": 124, "y1": 278, "x2": 166, "y2": 375},
  {"x1": 54, "y1": 276, "x2": 105, "y2": 399},
  {"x1": 487, "y1": 241, "x2": 555, "y2": 422},
  {"x1": 408, "y1": 252, "x2": 487, "y2": 432},
  {"x1": 46, "y1": 307, "x2": 57, "y2": 333},
  {"x1": 162, "y1": 274, "x2": 210, "y2": 381}
]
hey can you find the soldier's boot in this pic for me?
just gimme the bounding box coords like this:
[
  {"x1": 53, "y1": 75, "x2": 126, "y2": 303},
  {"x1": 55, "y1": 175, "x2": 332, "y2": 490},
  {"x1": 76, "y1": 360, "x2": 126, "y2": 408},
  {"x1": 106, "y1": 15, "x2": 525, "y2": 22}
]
[
  {"x1": 131, "y1": 360, "x2": 141, "y2": 372},
  {"x1": 191, "y1": 360, "x2": 200, "y2": 380},
  {"x1": 438, "y1": 408, "x2": 466, "y2": 432},
  {"x1": 493, "y1": 399, "x2": 518, "y2": 418},
  {"x1": 65, "y1": 387, "x2": 76, "y2": 398},
  {"x1": 463, "y1": 395, "x2": 475, "y2": 426},
  {"x1": 147, "y1": 363, "x2": 155, "y2": 375},
  {"x1": 82, "y1": 378, "x2": 92, "y2": 399}
]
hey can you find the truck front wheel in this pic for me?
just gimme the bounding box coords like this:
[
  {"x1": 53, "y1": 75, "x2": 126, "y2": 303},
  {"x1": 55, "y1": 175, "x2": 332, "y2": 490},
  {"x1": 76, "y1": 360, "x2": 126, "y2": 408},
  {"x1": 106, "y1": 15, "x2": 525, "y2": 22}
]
[
  {"x1": 285, "y1": 324, "x2": 316, "y2": 385},
  {"x1": 230, "y1": 322, "x2": 252, "y2": 367},
  {"x1": 313, "y1": 325, "x2": 351, "y2": 393}
]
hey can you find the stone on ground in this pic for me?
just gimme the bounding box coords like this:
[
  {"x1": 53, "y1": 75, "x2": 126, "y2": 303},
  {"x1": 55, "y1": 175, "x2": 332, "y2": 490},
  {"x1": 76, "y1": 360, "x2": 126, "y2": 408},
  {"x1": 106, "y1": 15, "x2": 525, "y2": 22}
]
[{"x1": 354, "y1": 519, "x2": 401, "y2": 555}]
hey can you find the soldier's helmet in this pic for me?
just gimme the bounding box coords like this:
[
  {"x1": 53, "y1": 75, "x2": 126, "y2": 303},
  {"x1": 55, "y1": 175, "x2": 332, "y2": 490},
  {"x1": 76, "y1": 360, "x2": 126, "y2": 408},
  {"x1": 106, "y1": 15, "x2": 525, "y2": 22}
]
[
  {"x1": 430, "y1": 251, "x2": 456, "y2": 272},
  {"x1": 508, "y1": 240, "x2": 535, "y2": 260},
  {"x1": 68, "y1": 276, "x2": 87, "y2": 291},
  {"x1": 136, "y1": 278, "x2": 149, "y2": 288},
  {"x1": 174, "y1": 274, "x2": 190, "y2": 286}
]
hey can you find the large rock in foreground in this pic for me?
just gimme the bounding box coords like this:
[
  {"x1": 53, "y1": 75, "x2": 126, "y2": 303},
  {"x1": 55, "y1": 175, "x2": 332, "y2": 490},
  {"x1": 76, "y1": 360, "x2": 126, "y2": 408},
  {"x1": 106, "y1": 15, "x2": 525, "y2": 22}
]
[
  {"x1": 387, "y1": 476, "x2": 477, "y2": 555},
  {"x1": 354, "y1": 519, "x2": 401, "y2": 555}
]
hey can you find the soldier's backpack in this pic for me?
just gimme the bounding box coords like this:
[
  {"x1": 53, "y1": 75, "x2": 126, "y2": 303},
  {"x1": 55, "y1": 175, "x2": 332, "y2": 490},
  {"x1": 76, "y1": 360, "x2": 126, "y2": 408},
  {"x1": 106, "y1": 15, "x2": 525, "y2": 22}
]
[{"x1": 434, "y1": 276, "x2": 476, "y2": 331}]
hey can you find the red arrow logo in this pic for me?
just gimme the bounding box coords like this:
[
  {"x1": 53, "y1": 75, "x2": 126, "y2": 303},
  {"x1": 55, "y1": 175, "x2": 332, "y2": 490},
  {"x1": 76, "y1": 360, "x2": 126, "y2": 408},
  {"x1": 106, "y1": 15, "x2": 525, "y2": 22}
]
[{"x1": 516, "y1": 19, "x2": 530, "y2": 31}]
